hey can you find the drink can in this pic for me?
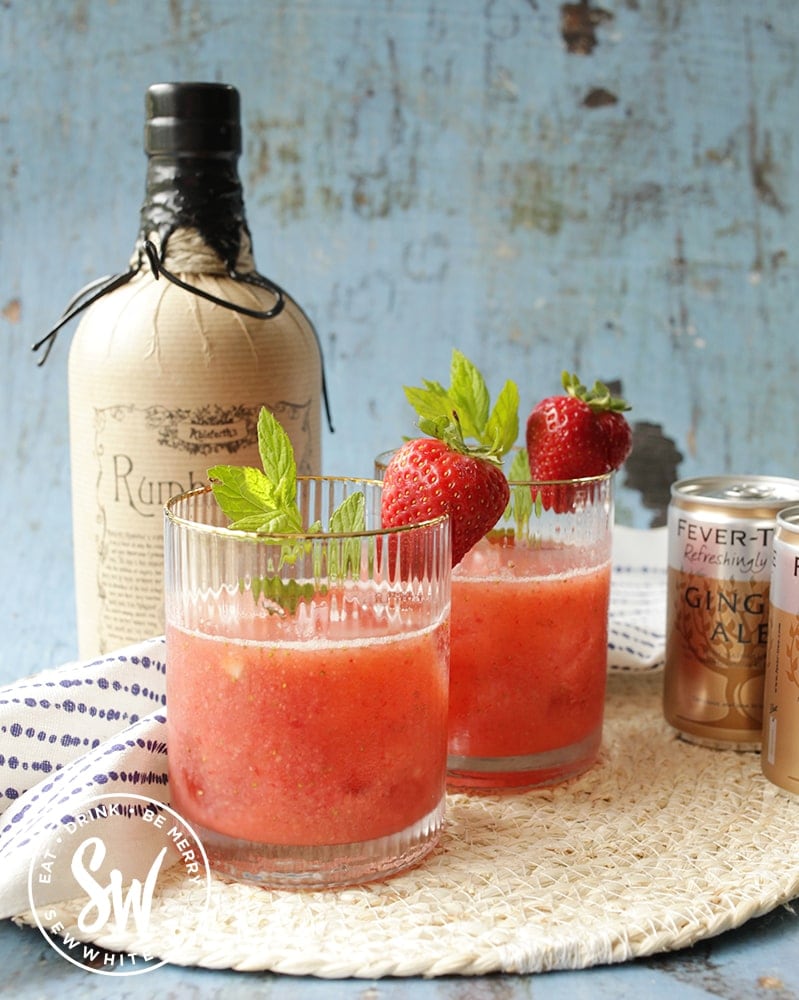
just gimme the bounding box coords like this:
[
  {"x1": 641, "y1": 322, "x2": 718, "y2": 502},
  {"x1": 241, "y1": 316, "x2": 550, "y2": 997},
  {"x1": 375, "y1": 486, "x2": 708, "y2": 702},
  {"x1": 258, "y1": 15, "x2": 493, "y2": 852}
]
[
  {"x1": 664, "y1": 475, "x2": 799, "y2": 749},
  {"x1": 762, "y1": 505, "x2": 799, "y2": 795}
]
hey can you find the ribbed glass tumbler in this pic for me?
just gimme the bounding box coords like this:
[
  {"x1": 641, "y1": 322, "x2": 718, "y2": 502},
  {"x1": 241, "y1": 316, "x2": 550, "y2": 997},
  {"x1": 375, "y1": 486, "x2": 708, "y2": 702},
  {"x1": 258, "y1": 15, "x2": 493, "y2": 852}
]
[{"x1": 164, "y1": 478, "x2": 451, "y2": 887}]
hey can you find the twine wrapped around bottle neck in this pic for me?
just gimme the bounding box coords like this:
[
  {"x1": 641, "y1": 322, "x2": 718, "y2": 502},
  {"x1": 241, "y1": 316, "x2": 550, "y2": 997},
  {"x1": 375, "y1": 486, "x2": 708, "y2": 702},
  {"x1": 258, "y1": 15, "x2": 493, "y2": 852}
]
[
  {"x1": 138, "y1": 226, "x2": 257, "y2": 276},
  {"x1": 34, "y1": 229, "x2": 282, "y2": 365}
]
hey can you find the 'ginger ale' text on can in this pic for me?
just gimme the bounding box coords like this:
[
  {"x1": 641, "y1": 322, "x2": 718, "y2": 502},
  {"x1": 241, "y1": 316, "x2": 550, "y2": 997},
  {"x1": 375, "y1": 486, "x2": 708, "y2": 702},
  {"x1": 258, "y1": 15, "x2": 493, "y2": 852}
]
[
  {"x1": 762, "y1": 505, "x2": 799, "y2": 795},
  {"x1": 663, "y1": 475, "x2": 799, "y2": 749}
]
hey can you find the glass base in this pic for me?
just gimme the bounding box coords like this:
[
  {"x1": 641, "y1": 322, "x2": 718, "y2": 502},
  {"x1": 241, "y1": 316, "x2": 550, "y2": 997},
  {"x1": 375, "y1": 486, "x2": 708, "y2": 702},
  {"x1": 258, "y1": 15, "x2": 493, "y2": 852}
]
[
  {"x1": 447, "y1": 726, "x2": 602, "y2": 793},
  {"x1": 675, "y1": 729, "x2": 760, "y2": 752},
  {"x1": 193, "y1": 798, "x2": 446, "y2": 889}
]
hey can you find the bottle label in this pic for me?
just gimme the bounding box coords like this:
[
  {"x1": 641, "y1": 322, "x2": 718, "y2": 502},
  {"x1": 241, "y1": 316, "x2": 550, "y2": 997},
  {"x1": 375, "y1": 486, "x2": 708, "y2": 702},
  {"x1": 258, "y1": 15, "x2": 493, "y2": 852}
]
[
  {"x1": 73, "y1": 398, "x2": 315, "y2": 655},
  {"x1": 97, "y1": 403, "x2": 259, "y2": 648}
]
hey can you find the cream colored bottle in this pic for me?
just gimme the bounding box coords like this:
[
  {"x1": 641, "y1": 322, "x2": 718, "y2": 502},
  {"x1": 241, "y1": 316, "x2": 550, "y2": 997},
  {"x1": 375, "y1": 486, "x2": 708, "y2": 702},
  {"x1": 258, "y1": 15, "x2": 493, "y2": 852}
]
[{"x1": 66, "y1": 83, "x2": 323, "y2": 656}]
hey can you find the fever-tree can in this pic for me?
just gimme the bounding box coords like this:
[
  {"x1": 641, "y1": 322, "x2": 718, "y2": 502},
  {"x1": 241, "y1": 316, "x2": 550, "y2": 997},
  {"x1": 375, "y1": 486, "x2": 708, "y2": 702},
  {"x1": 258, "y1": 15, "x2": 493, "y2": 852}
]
[
  {"x1": 664, "y1": 475, "x2": 799, "y2": 749},
  {"x1": 762, "y1": 505, "x2": 799, "y2": 795}
]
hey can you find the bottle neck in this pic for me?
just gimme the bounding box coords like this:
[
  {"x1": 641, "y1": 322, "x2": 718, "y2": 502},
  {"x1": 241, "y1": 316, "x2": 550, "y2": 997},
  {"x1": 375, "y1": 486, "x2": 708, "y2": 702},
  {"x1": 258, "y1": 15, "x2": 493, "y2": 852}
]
[{"x1": 136, "y1": 155, "x2": 254, "y2": 275}]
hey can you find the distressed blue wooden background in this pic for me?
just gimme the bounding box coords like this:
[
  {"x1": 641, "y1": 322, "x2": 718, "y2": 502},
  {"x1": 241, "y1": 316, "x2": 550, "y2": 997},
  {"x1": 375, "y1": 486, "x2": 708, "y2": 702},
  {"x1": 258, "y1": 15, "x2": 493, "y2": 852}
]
[{"x1": 1, "y1": 0, "x2": 797, "y2": 678}]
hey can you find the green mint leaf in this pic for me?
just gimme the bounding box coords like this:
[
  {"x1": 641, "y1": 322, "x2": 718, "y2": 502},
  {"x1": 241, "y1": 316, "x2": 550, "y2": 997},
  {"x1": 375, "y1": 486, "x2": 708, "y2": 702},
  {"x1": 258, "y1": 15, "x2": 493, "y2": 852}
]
[
  {"x1": 505, "y1": 447, "x2": 533, "y2": 535},
  {"x1": 507, "y1": 448, "x2": 530, "y2": 482},
  {"x1": 401, "y1": 349, "x2": 519, "y2": 464},
  {"x1": 247, "y1": 576, "x2": 321, "y2": 615},
  {"x1": 484, "y1": 380, "x2": 519, "y2": 456},
  {"x1": 207, "y1": 465, "x2": 281, "y2": 525},
  {"x1": 329, "y1": 491, "x2": 366, "y2": 534},
  {"x1": 512, "y1": 487, "x2": 533, "y2": 535},
  {"x1": 328, "y1": 491, "x2": 367, "y2": 579},
  {"x1": 209, "y1": 409, "x2": 301, "y2": 534},
  {"x1": 235, "y1": 509, "x2": 304, "y2": 534},
  {"x1": 402, "y1": 382, "x2": 454, "y2": 428},
  {"x1": 209, "y1": 406, "x2": 368, "y2": 615},
  {"x1": 449, "y1": 349, "x2": 490, "y2": 440},
  {"x1": 257, "y1": 407, "x2": 296, "y2": 508}
]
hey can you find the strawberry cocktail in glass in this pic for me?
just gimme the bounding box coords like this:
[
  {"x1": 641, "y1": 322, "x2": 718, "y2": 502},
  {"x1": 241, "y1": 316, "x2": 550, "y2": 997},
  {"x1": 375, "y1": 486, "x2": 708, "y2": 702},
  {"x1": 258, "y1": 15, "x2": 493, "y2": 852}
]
[
  {"x1": 165, "y1": 413, "x2": 451, "y2": 887},
  {"x1": 446, "y1": 471, "x2": 613, "y2": 790},
  {"x1": 376, "y1": 456, "x2": 614, "y2": 791},
  {"x1": 377, "y1": 356, "x2": 623, "y2": 792}
]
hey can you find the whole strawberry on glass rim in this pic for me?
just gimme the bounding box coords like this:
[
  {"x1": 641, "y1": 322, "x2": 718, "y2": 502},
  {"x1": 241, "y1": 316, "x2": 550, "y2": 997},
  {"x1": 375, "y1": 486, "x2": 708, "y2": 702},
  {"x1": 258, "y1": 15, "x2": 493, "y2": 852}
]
[
  {"x1": 526, "y1": 371, "x2": 632, "y2": 481},
  {"x1": 381, "y1": 350, "x2": 519, "y2": 567}
]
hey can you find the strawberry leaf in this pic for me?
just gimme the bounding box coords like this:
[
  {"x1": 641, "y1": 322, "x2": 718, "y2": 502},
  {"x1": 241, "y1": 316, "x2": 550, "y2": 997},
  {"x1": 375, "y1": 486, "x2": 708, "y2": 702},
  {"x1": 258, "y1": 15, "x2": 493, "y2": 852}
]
[
  {"x1": 416, "y1": 414, "x2": 451, "y2": 442},
  {"x1": 562, "y1": 370, "x2": 631, "y2": 413}
]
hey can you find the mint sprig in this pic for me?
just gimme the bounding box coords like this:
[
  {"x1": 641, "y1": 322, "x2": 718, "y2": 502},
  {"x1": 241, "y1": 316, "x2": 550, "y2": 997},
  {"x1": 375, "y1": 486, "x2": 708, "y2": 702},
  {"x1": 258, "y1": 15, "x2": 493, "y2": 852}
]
[
  {"x1": 208, "y1": 407, "x2": 366, "y2": 612},
  {"x1": 505, "y1": 448, "x2": 538, "y2": 537},
  {"x1": 208, "y1": 408, "x2": 306, "y2": 534},
  {"x1": 403, "y1": 349, "x2": 519, "y2": 465}
]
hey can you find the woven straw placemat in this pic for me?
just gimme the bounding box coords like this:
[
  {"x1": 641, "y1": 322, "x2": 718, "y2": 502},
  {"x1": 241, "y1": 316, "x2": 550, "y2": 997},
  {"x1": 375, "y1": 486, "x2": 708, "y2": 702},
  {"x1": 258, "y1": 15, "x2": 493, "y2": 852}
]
[{"x1": 17, "y1": 671, "x2": 799, "y2": 978}]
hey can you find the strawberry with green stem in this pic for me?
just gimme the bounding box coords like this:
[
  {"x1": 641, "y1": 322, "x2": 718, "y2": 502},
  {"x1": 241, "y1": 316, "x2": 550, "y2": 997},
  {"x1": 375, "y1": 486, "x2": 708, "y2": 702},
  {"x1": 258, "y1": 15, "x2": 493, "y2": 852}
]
[
  {"x1": 524, "y1": 371, "x2": 632, "y2": 512},
  {"x1": 381, "y1": 350, "x2": 519, "y2": 566},
  {"x1": 526, "y1": 371, "x2": 632, "y2": 481}
]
